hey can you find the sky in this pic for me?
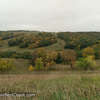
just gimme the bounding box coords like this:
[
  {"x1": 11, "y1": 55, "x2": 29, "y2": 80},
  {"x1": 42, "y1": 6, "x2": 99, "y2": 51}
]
[{"x1": 0, "y1": 0, "x2": 100, "y2": 32}]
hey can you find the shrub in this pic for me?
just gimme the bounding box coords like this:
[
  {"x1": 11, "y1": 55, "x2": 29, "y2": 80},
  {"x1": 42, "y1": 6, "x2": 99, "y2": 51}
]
[
  {"x1": 76, "y1": 50, "x2": 82, "y2": 58},
  {"x1": 19, "y1": 43, "x2": 29, "y2": 48},
  {"x1": 75, "y1": 56, "x2": 96, "y2": 70},
  {"x1": 86, "y1": 56, "x2": 96, "y2": 69},
  {"x1": 28, "y1": 65, "x2": 34, "y2": 71},
  {"x1": 35, "y1": 58, "x2": 44, "y2": 70},
  {"x1": 0, "y1": 59, "x2": 15, "y2": 72},
  {"x1": 55, "y1": 52, "x2": 63, "y2": 64},
  {"x1": 93, "y1": 44, "x2": 100, "y2": 59},
  {"x1": 75, "y1": 58, "x2": 89, "y2": 70},
  {"x1": 14, "y1": 52, "x2": 32, "y2": 59},
  {"x1": 82, "y1": 47, "x2": 95, "y2": 57},
  {"x1": 0, "y1": 51, "x2": 32, "y2": 59},
  {"x1": 39, "y1": 40, "x2": 51, "y2": 47},
  {"x1": 0, "y1": 51, "x2": 16, "y2": 58},
  {"x1": 8, "y1": 38, "x2": 22, "y2": 46}
]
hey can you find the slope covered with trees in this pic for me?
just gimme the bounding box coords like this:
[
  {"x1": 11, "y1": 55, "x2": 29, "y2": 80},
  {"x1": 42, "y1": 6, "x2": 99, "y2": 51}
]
[{"x1": 0, "y1": 31, "x2": 100, "y2": 72}]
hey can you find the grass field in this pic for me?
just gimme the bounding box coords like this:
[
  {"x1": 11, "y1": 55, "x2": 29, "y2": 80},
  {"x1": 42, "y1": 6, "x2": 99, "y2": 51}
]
[{"x1": 0, "y1": 72, "x2": 100, "y2": 100}]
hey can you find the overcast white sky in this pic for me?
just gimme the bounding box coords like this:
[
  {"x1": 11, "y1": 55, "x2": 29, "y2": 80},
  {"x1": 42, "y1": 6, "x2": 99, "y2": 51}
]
[{"x1": 0, "y1": 0, "x2": 100, "y2": 31}]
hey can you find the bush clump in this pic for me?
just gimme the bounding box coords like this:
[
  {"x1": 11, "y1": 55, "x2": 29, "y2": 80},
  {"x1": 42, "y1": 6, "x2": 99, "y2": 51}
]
[
  {"x1": 35, "y1": 58, "x2": 44, "y2": 71},
  {"x1": 0, "y1": 59, "x2": 15, "y2": 72},
  {"x1": 28, "y1": 65, "x2": 34, "y2": 72},
  {"x1": 75, "y1": 56, "x2": 96, "y2": 70}
]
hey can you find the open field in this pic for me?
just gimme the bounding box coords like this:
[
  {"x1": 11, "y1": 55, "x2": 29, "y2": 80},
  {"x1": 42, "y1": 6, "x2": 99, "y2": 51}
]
[{"x1": 0, "y1": 72, "x2": 100, "y2": 100}]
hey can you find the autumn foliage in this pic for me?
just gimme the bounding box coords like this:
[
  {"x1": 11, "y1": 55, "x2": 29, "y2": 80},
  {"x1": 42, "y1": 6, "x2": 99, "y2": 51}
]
[
  {"x1": 0, "y1": 59, "x2": 15, "y2": 72},
  {"x1": 0, "y1": 31, "x2": 100, "y2": 71},
  {"x1": 82, "y1": 47, "x2": 95, "y2": 57}
]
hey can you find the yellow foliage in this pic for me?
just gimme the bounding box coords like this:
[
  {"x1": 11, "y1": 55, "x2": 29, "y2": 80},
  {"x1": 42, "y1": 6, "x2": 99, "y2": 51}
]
[
  {"x1": 0, "y1": 59, "x2": 15, "y2": 72},
  {"x1": 28, "y1": 65, "x2": 34, "y2": 71},
  {"x1": 87, "y1": 55, "x2": 95, "y2": 60},
  {"x1": 82, "y1": 47, "x2": 95, "y2": 57}
]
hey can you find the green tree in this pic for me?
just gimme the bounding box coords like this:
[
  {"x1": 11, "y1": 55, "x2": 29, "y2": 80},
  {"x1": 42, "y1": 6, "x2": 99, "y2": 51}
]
[
  {"x1": 35, "y1": 58, "x2": 44, "y2": 70},
  {"x1": 76, "y1": 56, "x2": 96, "y2": 70}
]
